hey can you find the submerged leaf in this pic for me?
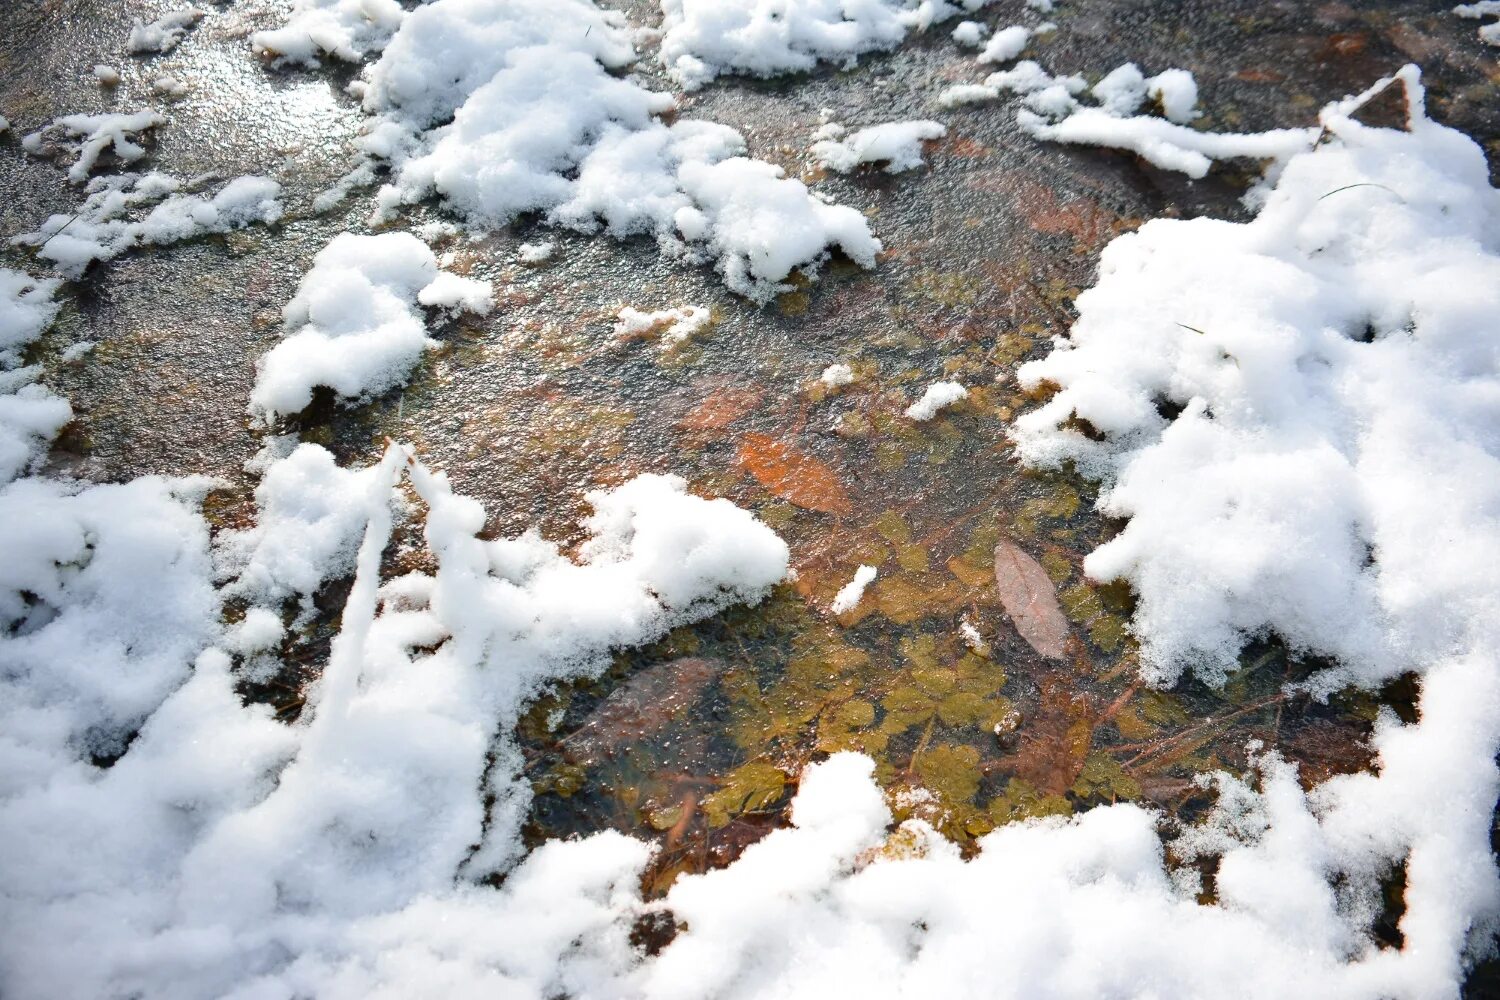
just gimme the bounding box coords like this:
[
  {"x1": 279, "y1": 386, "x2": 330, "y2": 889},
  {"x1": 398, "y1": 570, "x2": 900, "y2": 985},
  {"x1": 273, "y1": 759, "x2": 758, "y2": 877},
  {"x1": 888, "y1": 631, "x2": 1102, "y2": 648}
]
[
  {"x1": 736, "y1": 433, "x2": 851, "y2": 515},
  {"x1": 993, "y1": 539, "x2": 1070, "y2": 659},
  {"x1": 561, "y1": 657, "x2": 721, "y2": 765}
]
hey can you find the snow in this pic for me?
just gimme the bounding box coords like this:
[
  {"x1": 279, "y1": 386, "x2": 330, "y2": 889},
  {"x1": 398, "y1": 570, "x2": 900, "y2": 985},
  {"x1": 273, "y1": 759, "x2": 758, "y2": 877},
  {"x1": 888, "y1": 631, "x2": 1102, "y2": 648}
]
[
  {"x1": 252, "y1": 0, "x2": 407, "y2": 66},
  {"x1": 938, "y1": 60, "x2": 1085, "y2": 109},
  {"x1": 905, "y1": 379, "x2": 968, "y2": 420},
  {"x1": 658, "y1": 0, "x2": 913, "y2": 90},
  {"x1": 1021, "y1": 107, "x2": 1313, "y2": 178},
  {"x1": 126, "y1": 7, "x2": 204, "y2": 54},
  {"x1": 216, "y1": 441, "x2": 395, "y2": 609},
  {"x1": 811, "y1": 119, "x2": 946, "y2": 173},
  {"x1": 951, "y1": 20, "x2": 986, "y2": 47},
  {"x1": 1455, "y1": 1, "x2": 1500, "y2": 45},
  {"x1": 830, "y1": 564, "x2": 878, "y2": 613},
  {"x1": 22, "y1": 111, "x2": 165, "y2": 183},
  {"x1": 249, "y1": 232, "x2": 491, "y2": 419},
  {"x1": 1092, "y1": 62, "x2": 1148, "y2": 116},
  {"x1": 1091, "y1": 64, "x2": 1199, "y2": 123},
  {"x1": 319, "y1": 0, "x2": 881, "y2": 302},
  {"x1": 151, "y1": 76, "x2": 188, "y2": 98},
  {"x1": 517, "y1": 240, "x2": 554, "y2": 263},
  {"x1": 656, "y1": 0, "x2": 1019, "y2": 89},
  {"x1": 614, "y1": 304, "x2": 713, "y2": 345},
  {"x1": 0, "y1": 272, "x2": 68, "y2": 483},
  {"x1": 13, "y1": 173, "x2": 283, "y2": 277},
  {"x1": 92, "y1": 65, "x2": 120, "y2": 86},
  {"x1": 1148, "y1": 67, "x2": 1201, "y2": 124},
  {"x1": 820, "y1": 362, "x2": 855, "y2": 386},
  {"x1": 977, "y1": 24, "x2": 1039, "y2": 65},
  {"x1": 3, "y1": 6, "x2": 1499, "y2": 997}
]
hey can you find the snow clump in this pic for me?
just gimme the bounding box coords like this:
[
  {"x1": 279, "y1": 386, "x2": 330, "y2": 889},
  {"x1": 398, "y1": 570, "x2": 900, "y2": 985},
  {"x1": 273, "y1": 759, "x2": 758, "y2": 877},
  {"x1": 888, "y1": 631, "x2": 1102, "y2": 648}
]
[
  {"x1": 811, "y1": 119, "x2": 947, "y2": 173},
  {"x1": 249, "y1": 232, "x2": 491, "y2": 419}
]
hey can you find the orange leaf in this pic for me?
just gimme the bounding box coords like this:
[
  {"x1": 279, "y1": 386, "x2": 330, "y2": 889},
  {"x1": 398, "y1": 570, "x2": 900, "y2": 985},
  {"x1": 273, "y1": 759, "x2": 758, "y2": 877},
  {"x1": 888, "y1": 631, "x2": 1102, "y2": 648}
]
[
  {"x1": 994, "y1": 539, "x2": 1070, "y2": 659},
  {"x1": 735, "y1": 434, "x2": 851, "y2": 515},
  {"x1": 679, "y1": 387, "x2": 763, "y2": 433}
]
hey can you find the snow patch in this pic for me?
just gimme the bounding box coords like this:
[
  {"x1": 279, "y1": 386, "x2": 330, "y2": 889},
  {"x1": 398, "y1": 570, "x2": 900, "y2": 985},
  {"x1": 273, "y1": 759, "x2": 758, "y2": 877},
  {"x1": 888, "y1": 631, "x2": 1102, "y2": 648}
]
[
  {"x1": 811, "y1": 119, "x2": 946, "y2": 173},
  {"x1": 249, "y1": 232, "x2": 490, "y2": 419},
  {"x1": 906, "y1": 380, "x2": 968, "y2": 420}
]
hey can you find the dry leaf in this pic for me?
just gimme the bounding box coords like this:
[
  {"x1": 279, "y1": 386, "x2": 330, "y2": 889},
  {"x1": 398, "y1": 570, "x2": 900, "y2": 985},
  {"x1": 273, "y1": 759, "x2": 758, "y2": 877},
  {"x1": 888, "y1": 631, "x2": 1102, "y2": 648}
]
[
  {"x1": 994, "y1": 539, "x2": 1070, "y2": 659},
  {"x1": 736, "y1": 433, "x2": 851, "y2": 515}
]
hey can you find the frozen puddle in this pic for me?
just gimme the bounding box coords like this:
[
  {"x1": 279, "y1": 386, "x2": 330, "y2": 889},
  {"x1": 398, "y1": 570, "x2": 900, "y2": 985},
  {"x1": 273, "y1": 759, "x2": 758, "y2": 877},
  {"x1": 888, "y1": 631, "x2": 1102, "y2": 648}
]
[{"x1": 1, "y1": 1, "x2": 1499, "y2": 998}]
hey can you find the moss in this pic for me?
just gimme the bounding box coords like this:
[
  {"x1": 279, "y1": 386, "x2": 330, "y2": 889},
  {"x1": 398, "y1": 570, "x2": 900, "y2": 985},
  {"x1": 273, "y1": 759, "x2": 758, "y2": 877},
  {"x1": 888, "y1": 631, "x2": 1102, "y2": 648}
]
[{"x1": 701, "y1": 761, "x2": 788, "y2": 828}]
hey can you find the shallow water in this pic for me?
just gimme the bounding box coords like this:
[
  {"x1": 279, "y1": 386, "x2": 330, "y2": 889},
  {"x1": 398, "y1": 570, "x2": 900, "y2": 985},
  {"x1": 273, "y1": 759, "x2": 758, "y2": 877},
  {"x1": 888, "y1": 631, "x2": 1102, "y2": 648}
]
[{"x1": 3, "y1": 0, "x2": 1498, "y2": 982}]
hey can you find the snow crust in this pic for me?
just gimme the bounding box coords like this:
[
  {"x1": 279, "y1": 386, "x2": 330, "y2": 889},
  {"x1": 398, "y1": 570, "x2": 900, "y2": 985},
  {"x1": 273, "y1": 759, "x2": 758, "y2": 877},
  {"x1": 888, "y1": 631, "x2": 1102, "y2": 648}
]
[
  {"x1": 250, "y1": 232, "x2": 491, "y2": 419},
  {"x1": 12, "y1": 173, "x2": 283, "y2": 277},
  {"x1": 811, "y1": 119, "x2": 947, "y2": 173}
]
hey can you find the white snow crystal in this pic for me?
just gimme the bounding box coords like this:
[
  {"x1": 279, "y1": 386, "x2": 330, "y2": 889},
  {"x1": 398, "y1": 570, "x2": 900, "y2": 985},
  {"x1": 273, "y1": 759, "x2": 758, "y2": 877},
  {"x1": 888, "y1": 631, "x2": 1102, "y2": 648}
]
[
  {"x1": 1147, "y1": 68, "x2": 1200, "y2": 124},
  {"x1": 127, "y1": 7, "x2": 204, "y2": 54},
  {"x1": 977, "y1": 25, "x2": 1036, "y2": 65},
  {"x1": 332, "y1": 0, "x2": 880, "y2": 302},
  {"x1": 906, "y1": 380, "x2": 968, "y2": 420},
  {"x1": 811, "y1": 119, "x2": 947, "y2": 173},
  {"x1": 1455, "y1": 1, "x2": 1500, "y2": 45},
  {"x1": 951, "y1": 20, "x2": 987, "y2": 47},
  {"x1": 1092, "y1": 62, "x2": 1148, "y2": 116},
  {"x1": 830, "y1": 564, "x2": 877, "y2": 613},
  {"x1": 252, "y1": 0, "x2": 408, "y2": 66},
  {"x1": 820, "y1": 362, "x2": 854, "y2": 387}
]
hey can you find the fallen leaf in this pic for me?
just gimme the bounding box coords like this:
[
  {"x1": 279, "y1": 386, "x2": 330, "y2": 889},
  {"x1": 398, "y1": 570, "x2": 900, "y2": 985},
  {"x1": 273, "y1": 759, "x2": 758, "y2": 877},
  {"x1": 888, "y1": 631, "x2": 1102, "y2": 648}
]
[
  {"x1": 678, "y1": 387, "x2": 764, "y2": 433},
  {"x1": 735, "y1": 433, "x2": 851, "y2": 515},
  {"x1": 994, "y1": 539, "x2": 1070, "y2": 659},
  {"x1": 1000, "y1": 674, "x2": 1094, "y2": 794},
  {"x1": 561, "y1": 657, "x2": 721, "y2": 765}
]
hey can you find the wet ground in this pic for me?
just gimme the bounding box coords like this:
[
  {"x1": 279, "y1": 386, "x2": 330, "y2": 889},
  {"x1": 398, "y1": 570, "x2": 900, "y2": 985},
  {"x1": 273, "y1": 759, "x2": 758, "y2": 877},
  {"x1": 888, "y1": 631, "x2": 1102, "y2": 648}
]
[{"x1": 4, "y1": 0, "x2": 1499, "y2": 985}]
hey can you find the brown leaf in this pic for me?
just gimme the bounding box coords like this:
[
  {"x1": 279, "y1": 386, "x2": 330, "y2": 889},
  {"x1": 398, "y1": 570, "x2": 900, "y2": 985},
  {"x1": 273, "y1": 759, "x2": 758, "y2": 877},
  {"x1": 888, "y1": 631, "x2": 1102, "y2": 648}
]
[
  {"x1": 678, "y1": 387, "x2": 763, "y2": 433},
  {"x1": 562, "y1": 658, "x2": 721, "y2": 765},
  {"x1": 735, "y1": 433, "x2": 851, "y2": 515},
  {"x1": 1002, "y1": 674, "x2": 1094, "y2": 794},
  {"x1": 994, "y1": 539, "x2": 1070, "y2": 659}
]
